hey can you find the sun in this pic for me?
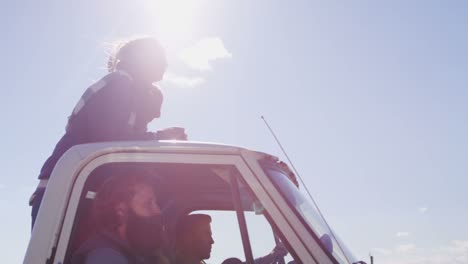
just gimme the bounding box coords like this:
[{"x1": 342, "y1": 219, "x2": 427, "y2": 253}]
[{"x1": 142, "y1": 0, "x2": 207, "y2": 40}]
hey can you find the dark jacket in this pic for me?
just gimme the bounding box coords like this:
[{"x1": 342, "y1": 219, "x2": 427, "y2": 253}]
[
  {"x1": 70, "y1": 230, "x2": 150, "y2": 264},
  {"x1": 38, "y1": 71, "x2": 162, "y2": 180}
]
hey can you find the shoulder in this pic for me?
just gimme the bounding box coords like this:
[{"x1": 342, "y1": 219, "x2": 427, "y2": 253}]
[
  {"x1": 102, "y1": 71, "x2": 133, "y2": 90},
  {"x1": 84, "y1": 247, "x2": 128, "y2": 264},
  {"x1": 90, "y1": 71, "x2": 133, "y2": 100},
  {"x1": 105, "y1": 70, "x2": 133, "y2": 83}
]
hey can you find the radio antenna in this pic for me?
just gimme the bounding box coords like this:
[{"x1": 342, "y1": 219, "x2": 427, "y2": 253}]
[{"x1": 261, "y1": 115, "x2": 352, "y2": 264}]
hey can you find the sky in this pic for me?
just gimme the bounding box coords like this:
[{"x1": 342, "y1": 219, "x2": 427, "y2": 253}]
[{"x1": 1, "y1": 0, "x2": 468, "y2": 263}]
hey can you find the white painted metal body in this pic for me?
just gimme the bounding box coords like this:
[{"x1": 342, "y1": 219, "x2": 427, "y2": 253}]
[{"x1": 24, "y1": 140, "x2": 346, "y2": 264}]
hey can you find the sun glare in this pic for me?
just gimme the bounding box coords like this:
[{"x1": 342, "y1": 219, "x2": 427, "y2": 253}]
[{"x1": 143, "y1": 0, "x2": 207, "y2": 40}]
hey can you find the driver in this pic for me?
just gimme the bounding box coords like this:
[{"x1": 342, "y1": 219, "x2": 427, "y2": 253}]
[{"x1": 174, "y1": 214, "x2": 287, "y2": 264}]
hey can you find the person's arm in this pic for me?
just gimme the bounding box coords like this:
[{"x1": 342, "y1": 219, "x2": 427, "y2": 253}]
[
  {"x1": 84, "y1": 248, "x2": 128, "y2": 264},
  {"x1": 252, "y1": 244, "x2": 288, "y2": 264},
  {"x1": 252, "y1": 253, "x2": 275, "y2": 264},
  {"x1": 154, "y1": 127, "x2": 188, "y2": 140}
]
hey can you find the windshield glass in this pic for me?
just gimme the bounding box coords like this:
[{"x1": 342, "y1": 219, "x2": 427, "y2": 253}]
[{"x1": 263, "y1": 165, "x2": 357, "y2": 264}]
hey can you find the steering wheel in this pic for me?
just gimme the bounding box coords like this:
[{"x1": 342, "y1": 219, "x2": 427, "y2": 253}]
[
  {"x1": 222, "y1": 258, "x2": 243, "y2": 264},
  {"x1": 272, "y1": 242, "x2": 287, "y2": 264}
]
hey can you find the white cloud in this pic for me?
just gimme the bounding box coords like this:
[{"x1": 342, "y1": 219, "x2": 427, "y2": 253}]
[
  {"x1": 163, "y1": 72, "x2": 204, "y2": 88},
  {"x1": 396, "y1": 232, "x2": 410, "y2": 237},
  {"x1": 396, "y1": 243, "x2": 417, "y2": 253},
  {"x1": 418, "y1": 207, "x2": 428, "y2": 213},
  {"x1": 371, "y1": 247, "x2": 392, "y2": 256},
  {"x1": 0, "y1": 184, "x2": 5, "y2": 190},
  {"x1": 442, "y1": 240, "x2": 468, "y2": 254},
  {"x1": 179, "y1": 37, "x2": 232, "y2": 71},
  {"x1": 371, "y1": 240, "x2": 468, "y2": 264}
]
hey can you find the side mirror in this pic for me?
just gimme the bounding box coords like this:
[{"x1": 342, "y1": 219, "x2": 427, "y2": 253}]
[{"x1": 320, "y1": 233, "x2": 333, "y2": 253}]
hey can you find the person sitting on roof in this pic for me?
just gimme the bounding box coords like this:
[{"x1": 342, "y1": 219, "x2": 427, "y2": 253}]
[{"x1": 30, "y1": 36, "x2": 187, "y2": 228}]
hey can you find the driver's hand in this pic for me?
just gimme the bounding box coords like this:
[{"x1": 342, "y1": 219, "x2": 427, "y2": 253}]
[
  {"x1": 156, "y1": 127, "x2": 188, "y2": 140},
  {"x1": 271, "y1": 244, "x2": 288, "y2": 258}
]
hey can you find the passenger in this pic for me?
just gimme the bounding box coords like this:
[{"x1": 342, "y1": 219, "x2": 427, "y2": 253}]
[
  {"x1": 30, "y1": 36, "x2": 187, "y2": 228},
  {"x1": 71, "y1": 169, "x2": 167, "y2": 264},
  {"x1": 174, "y1": 214, "x2": 287, "y2": 264}
]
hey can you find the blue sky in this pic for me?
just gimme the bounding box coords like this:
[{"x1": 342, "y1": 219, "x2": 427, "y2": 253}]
[{"x1": 1, "y1": 1, "x2": 468, "y2": 263}]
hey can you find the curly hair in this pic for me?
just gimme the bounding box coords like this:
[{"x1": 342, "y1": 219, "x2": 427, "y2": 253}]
[
  {"x1": 106, "y1": 37, "x2": 167, "y2": 73},
  {"x1": 89, "y1": 165, "x2": 160, "y2": 232}
]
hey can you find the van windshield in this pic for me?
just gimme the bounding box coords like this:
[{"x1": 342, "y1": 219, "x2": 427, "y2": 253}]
[{"x1": 264, "y1": 166, "x2": 356, "y2": 264}]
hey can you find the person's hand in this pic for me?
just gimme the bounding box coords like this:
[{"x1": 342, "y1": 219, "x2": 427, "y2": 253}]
[
  {"x1": 271, "y1": 244, "x2": 288, "y2": 258},
  {"x1": 156, "y1": 127, "x2": 188, "y2": 140}
]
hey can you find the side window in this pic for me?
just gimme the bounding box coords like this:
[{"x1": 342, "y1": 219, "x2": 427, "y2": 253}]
[
  {"x1": 244, "y1": 212, "x2": 295, "y2": 264},
  {"x1": 63, "y1": 162, "x2": 248, "y2": 263},
  {"x1": 196, "y1": 210, "x2": 247, "y2": 263},
  {"x1": 196, "y1": 210, "x2": 296, "y2": 264},
  {"x1": 62, "y1": 161, "x2": 301, "y2": 264},
  {"x1": 190, "y1": 172, "x2": 300, "y2": 264}
]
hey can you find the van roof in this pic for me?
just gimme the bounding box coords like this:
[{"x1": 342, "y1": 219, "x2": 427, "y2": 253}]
[{"x1": 68, "y1": 140, "x2": 268, "y2": 158}]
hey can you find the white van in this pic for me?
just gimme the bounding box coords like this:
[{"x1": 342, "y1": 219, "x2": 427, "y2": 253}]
[{"x1": 25, "y1": 141, "x2": 364, "y2": 264}]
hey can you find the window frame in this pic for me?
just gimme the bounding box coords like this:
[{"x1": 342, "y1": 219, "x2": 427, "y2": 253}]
[
  {"x1": 53, "y1": 152, "x2": 252, "y2": 263},
  {"x1": 240, "y1": 150, "x2": 334, "y2": 264},
  {"x1": 48, "y1": 149, "x2": 328, "y2": 264}
]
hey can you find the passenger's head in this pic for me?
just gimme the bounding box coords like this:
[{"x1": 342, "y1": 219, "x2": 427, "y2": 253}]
[
  {"x1": 176, "y1": 214, "x2": 214, "y2": 261},
  {"x1": 107, "y1": 37, "x2": 167, "y2": 84},
  {"x1": 91, "y1": 167, "x2": 162, "y2": 254}
]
